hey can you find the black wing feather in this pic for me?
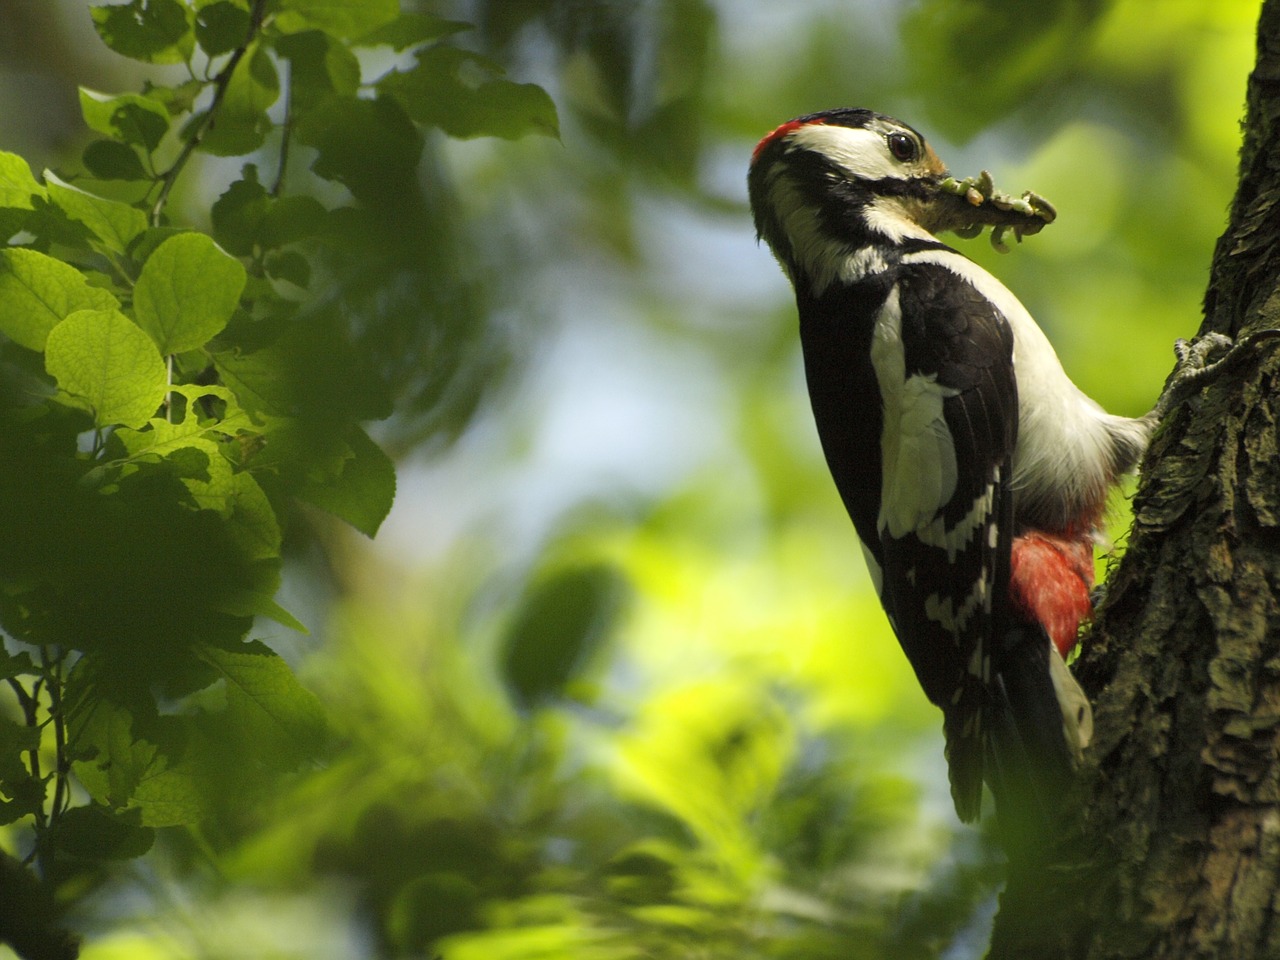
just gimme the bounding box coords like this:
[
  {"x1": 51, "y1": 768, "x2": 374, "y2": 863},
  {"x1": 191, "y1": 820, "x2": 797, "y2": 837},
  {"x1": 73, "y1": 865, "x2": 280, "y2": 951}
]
[{"x1": 878, "y1": 261, "x2": 1017, "y2": 821}]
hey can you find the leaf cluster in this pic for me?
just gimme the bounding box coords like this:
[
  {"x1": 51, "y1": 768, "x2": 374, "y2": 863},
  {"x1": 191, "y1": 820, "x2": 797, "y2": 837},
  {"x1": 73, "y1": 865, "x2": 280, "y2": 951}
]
[{"x1": 0, "y1": 0, "x2": 557, "y2": 945}]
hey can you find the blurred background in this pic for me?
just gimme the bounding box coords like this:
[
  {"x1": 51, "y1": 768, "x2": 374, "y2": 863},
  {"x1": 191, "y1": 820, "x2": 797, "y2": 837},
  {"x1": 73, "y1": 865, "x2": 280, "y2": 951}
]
[{"x1": 0, "y1": 0, "x2": 1260, "y2": 957}]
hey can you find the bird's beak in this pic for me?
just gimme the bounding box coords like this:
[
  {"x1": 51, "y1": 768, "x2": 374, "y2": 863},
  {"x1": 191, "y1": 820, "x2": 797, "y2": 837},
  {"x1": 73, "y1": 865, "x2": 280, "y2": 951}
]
[{"x1": 919, "y1": 170, "x2": 1057, "y2": 249}]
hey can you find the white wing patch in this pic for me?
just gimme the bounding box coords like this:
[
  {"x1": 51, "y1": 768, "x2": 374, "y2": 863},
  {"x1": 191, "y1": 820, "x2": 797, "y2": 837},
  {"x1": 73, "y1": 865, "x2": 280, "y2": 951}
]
[
  {"x1": 923, "y1": 570, "x2": 990, "y2": 635},
  {"x1": 869, "y1": 287, "x2": 960, "y2": 540},
  {"x1": 916, "y1": 475, "x2": 999, "y2": 561}
]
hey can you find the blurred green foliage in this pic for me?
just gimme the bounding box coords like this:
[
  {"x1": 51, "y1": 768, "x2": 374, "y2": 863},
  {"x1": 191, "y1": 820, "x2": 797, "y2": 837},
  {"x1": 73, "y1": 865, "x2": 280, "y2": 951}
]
[{"x1": 0, "y1": 0, "x2": 1262, "y2": 958}]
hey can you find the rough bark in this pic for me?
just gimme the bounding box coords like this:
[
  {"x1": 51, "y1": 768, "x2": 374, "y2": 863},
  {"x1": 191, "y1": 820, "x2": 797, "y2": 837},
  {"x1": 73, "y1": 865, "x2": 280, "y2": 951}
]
[{"x1": 988, "y1": 2, "x2": 1280, "y2": 957}]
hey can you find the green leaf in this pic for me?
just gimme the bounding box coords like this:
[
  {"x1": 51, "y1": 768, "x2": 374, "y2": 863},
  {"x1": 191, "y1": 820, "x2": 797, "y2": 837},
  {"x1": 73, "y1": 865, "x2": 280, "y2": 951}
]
[
  {"x1": 70, "y1": 701, "x2": 204, "y2": 826},
  {"x1": 91, "y1": 0, "x2": 195, "y2": 65},
  {"x1": 274, "y1": 0, "x2": 399, "y2": 39},
  {"x1": 83, "y1": 139, "x2": 150, "y2": 181},
  {"x1": 44, "y1": 170, "x2": 148, "y2": 255},
  {"x1": 295, "y1": 95, "x2": 422, "y2": 203},
  {"x1": 134, "y1": 232, "x2": 247, "y2": 354},
  {"x1": 198, "y1": 641, "x2": 326, "y2": 763},
  {"x1": 199, "y1": 44, "x2": 279, "y2": 156},
  {"x1": 45, "y1": 308, "x2": 168, "y2": 428},
  {"x1": 0, "y1": 247, "x2": 121, "y2": 351},
  {"x1": 0, "y1": 714, "x2": 40, "y2": 783},
  {"x1": 0, "y1": 648, "x2": 36, "y2": 682},
  {"x1": 210, "y1": 166, "x2": 268, "y2": 255},
  {"x1": 276, "y1": 30, "x2": 361, "y2": 113},
  {"x1": 264, "y1": 249, "x2": 311, "y2": 287},
  {"x1": 79, "y1": 88, "x2": 171, "y2": 152},
  {"x1": 71, "y1": 698, "x2": 154, "y2": 807},
  {"x1": 379, "y1": 46, "x2": 559, "y2": 140},
  {"x1": 0, "y1": 151, "x2": 45, "y2": 210},
  {"x1": 259, "y1": 195, "x2": 328, "y2": 248},
  {"x1": 143, "y1": 78, "x2": 205, "y2": 117},
  {"x1": 297, "y1": 424, "x2": 396, "y2": 537},
  {"x1": 224, "y1": 470, "x2": 282, "y2": 560},
  {"x1": 354, "y1": 11, "x2": 471, "y2": 50},
  {"x1": 194, "y1": 0, "x2": 252, "y2": 56},
  {"x1": 49, "y1": 805, "x2": 154, "y2": 860},
  {"x1": 0, "y1": 714, "x2": 42, "y2": 826},
  {"x1": 501, "y1": 564, "x2": 628, "y2": 710}
]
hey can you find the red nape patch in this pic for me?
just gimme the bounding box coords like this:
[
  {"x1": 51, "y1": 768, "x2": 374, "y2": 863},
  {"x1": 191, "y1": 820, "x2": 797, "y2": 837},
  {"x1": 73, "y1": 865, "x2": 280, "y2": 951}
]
[
  {"x1": 751, "y1": 118, "x2": 821, "y2": 164},
  {"x1": 1009, "y1": 532, "x2": 1096, "y2": 659}
]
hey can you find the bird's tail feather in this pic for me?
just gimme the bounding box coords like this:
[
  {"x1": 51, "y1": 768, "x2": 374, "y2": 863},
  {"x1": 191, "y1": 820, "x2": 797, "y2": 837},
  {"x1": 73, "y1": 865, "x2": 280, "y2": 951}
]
[{"x1": 983, "y1": 624, "x2": 1091, "y2": 856}]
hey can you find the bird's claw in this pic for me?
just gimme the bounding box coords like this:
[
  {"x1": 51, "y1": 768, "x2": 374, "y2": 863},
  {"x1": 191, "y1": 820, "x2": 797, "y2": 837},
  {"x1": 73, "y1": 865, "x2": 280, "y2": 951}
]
[{"x1": 1154, "y1": 330, "x2": 1280, "y2": 419}]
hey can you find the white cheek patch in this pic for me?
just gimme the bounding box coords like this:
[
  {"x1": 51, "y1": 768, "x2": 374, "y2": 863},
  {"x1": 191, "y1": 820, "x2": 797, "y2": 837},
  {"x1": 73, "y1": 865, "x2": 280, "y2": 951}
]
[{"x1": 788, "y1": 124, "x2": 905, "y2": 182}]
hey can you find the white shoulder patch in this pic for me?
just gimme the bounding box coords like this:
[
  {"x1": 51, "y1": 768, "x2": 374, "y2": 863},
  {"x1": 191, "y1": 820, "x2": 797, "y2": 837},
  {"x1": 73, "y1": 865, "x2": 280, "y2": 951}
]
[
  {"x1": 901, "y1": 247, "x2": 1130, "y2": 524},
  {"x1": 869, "y1": 286, "x2": 959, "y2": 539}
]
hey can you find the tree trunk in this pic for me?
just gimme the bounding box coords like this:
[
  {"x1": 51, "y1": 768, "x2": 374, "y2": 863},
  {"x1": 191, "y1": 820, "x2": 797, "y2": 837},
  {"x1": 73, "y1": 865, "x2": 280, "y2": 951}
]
[{"x1": 988, "y1": 2, "x2": 1280, "y2": 957}]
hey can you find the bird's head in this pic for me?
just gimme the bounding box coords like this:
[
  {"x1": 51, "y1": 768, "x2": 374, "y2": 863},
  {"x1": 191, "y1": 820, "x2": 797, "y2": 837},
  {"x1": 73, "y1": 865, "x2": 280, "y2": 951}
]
[{"x1": 747, "y1": 109, "x2": 1052, "y2": 293}]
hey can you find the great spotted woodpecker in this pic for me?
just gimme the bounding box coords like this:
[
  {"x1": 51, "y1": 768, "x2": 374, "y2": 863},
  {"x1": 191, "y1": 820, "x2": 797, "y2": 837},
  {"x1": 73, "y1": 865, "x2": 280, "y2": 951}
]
[{"x1": 748, "y1": 108, "x2": 1155, "y2": 828}]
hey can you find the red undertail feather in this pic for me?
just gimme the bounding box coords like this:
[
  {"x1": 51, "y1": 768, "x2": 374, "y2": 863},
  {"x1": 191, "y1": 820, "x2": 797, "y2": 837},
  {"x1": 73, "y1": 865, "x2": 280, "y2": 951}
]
[{"x1": 1009, "y1": 532, "x2": 1095, "y2": 658}]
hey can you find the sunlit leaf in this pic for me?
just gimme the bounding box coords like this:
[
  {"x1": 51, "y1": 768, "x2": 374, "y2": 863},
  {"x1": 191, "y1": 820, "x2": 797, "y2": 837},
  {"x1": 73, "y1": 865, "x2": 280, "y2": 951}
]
[
  {"x1": 354, "y1": 11, "x2": 472, "y2": 50},
  {"x1": 79, "y1": 87, "x2": 171, "y2": 151},
  {"x1": 199, "y1": 641, "x2": 327, "y2": 763},
  {"x1": 274, "y1": 0, "x2": 399, "y2": 39},
  {"x1": 0, "y1": 150, "x2": 45, "y2": 210},
  {"x1": 0, "y1": 247, "x2": 120, "y2": 351},
  {"x1": 44, "y1": 308, "x2": 167, "y2": 428},
  {"x1": 44, "y1": 169, "x2": 148, "y2": 254},
  {"x1": 134, "y1": 232, "x2": 247, "y2": 354}
]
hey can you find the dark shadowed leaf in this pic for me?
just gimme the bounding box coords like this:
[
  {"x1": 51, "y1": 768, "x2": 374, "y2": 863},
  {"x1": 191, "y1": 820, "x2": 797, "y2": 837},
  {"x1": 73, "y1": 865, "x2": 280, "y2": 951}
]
[
  {"x1": 195, "y1": 0, "x2": 252, "y2": 56},
  {"x1": 91, "y1": 0, "x2": 194, "y2": 65},
  {"x1": 379, "y1": 46, "x2": 559, "y2": 140},
  {"x1": 296, "y1": 424, "x2": 396, "y2": 537},
  {"x1": 501, "y1": 563, "x2": 628, "y2": 710},
  {"x1": 49, "y1": 805, "x2": 154, "y2": 860},
  {"x1": 83, "y1": 139, "x2": 150, "y2": 181}
]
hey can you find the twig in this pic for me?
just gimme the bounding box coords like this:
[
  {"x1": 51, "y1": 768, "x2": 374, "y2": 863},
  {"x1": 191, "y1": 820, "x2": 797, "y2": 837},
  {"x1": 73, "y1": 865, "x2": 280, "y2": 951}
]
[{"x1": 149, "y1": 0, "x2": 270, "y2": 227}]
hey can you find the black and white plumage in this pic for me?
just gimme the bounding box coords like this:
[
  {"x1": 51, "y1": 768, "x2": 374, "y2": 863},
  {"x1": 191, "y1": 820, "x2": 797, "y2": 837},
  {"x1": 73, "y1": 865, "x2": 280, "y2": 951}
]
[{"x1": 748, "y1": 109, "x2": 1152, "y2": 828}]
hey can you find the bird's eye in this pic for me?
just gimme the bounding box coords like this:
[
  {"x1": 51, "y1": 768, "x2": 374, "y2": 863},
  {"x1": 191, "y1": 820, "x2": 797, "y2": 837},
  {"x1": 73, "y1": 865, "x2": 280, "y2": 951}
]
[{"x1": 887, "y1": 132, "x2": 917, "y2": 162}]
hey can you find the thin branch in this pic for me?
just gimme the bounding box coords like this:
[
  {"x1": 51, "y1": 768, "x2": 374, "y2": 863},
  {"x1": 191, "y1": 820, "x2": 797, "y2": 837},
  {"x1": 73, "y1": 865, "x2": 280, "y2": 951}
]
[
  {"x1": 44, "y1": 650, "x2": 69, "y2": 821},
  {"x1": 149, "y1": 0, "x2": 270, "y2": 227},
  {"x1": 272, "y1": 57, "x2": 293, "y2": 198}
]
